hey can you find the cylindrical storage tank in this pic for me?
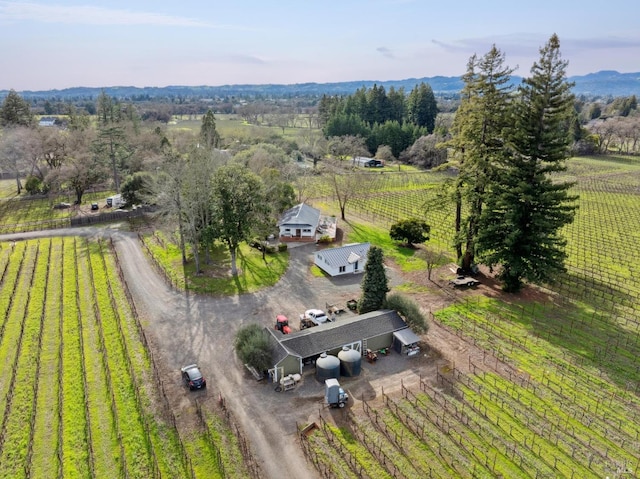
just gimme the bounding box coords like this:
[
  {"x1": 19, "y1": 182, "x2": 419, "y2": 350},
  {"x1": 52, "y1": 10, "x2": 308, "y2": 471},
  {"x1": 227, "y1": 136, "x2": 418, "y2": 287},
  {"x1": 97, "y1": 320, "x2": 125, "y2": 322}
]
[
  {"x1": 338, "y1": 346, "x2": 361, "y2": 377},
  {"x1": 315, "y1": 353, "x2": 340, "y2": 381}
]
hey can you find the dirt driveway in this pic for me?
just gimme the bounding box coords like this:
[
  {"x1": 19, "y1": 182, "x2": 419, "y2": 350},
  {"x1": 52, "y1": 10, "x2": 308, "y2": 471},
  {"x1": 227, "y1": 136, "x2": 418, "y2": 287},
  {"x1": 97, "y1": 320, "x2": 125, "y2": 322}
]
[{"x1": 0, "y1": 225, "x2": 472, "y2": 479}]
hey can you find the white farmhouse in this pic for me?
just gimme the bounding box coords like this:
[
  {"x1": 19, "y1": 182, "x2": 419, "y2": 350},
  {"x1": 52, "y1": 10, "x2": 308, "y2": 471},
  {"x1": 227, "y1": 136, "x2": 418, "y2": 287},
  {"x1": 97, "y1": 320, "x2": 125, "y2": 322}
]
[
  {"x1": 314, "y1": 242, "x2": 370, "y2": 276},
  {"x1": 278, "y1": 203, "x2": 321, "y2": 242}
]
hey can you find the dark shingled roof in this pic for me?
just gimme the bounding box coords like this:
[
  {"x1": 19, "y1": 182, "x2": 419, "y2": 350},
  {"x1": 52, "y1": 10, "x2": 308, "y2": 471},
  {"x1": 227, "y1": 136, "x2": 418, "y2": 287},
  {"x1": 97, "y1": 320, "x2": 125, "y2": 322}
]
[
  {"x1": 266, "y1": 328, "x2": 301, "y2": 365},
  {"x1": 278, "y1": 203, "x2": 320, "y2": 228},
  {"x1": 279, "y1": 310, "x2": 408, "y2": 359}
]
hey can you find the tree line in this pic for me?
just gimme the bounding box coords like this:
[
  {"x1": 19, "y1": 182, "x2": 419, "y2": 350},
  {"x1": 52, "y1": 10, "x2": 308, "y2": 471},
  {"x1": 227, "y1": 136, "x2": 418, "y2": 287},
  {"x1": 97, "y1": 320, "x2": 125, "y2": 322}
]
[{"x1": 317, "y1": 83, "x2": 438, "y2": 158}]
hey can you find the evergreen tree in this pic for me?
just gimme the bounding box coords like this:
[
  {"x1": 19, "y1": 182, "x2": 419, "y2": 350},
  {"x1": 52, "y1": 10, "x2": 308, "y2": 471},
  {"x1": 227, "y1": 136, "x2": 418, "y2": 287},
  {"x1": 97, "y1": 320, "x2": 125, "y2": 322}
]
[
  {"x1": 0, "y1": 90, "x2": 33, "y2": 127},
  {"x1": 318, "y1": 94, "x2": 341, "y2": 127},
  {"x1": 358, "y1": 246, "x2": 389, "y2": 314},
  {"x1": 323, "y1": 112, "x2": 370, "y2": 138},
  {"x1": 200, "y1": 109, "x2": 221, "y2": 149},
  {"x1": 477, "y1": 34, "x2": 578, "y2": 292},
  {"x1": 344, "y1": 87, "x2": 368, "y2": 120},
  {"x1": 94, "y1": 91, "x2": 132, "y2": 191},
  {"x1": 366, "y1": 84, "x2": 390, "y2": 125},
  {"x1": 406, "y1": 83, "x2": 438, "y2": 133},
  {"x1": 386, "y1": 86, "x2": 406, "y2": 123},
  {"x1": 448, "y1": 46, "x2": 515, "y2": 271}
]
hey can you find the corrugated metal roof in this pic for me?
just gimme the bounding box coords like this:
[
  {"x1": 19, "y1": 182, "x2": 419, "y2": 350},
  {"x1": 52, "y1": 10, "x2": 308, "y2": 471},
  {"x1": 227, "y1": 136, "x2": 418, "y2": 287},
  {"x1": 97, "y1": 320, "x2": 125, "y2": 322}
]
[
  {"x1": 393, "y1": 328, "x2": 420, "y2": 345},
  {"x1": 279, "y1": 309, "x2": 408, "y2": 359},
  {"x1": 278, "y1": 203, "x2": 321, "y2": 227},
  {"x1": 315, "y1": 242, "x2": 370, "y2": 269}
]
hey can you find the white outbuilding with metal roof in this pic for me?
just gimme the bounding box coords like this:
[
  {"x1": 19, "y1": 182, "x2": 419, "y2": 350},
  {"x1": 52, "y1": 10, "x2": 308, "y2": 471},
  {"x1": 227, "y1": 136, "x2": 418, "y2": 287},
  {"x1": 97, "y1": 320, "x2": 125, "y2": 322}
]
[{"x1": 314, "y1": 242, "x2": 370, "y2": 276}]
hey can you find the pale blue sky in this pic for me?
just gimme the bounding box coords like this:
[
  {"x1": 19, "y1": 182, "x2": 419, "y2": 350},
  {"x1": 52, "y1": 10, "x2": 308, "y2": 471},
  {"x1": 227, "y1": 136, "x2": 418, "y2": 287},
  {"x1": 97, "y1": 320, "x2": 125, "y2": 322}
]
[{"x1": 1, "y1": 0, "x2": 639, "y2": 91}]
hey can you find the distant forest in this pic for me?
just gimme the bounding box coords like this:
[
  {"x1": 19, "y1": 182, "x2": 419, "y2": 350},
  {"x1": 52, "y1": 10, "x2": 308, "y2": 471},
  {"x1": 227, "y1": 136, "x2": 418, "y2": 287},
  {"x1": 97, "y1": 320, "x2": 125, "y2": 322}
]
[{"x1": 2, "y1": 70, "x2": 639, "y2": 103}]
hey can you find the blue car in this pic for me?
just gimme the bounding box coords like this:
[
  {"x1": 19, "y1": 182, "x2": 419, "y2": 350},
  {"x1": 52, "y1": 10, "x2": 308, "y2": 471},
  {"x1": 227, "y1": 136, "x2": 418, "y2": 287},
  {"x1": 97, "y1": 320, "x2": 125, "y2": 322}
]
[{"x1": 181, "y1": 364, "x2": 206, "y2": 390}]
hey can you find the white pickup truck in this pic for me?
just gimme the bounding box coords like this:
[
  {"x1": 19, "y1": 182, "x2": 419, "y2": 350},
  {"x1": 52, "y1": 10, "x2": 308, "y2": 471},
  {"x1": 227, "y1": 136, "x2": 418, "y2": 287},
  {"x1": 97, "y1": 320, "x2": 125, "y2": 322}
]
[{"x1": 299, "y1": 309, "x2": 330, "y2": 329}]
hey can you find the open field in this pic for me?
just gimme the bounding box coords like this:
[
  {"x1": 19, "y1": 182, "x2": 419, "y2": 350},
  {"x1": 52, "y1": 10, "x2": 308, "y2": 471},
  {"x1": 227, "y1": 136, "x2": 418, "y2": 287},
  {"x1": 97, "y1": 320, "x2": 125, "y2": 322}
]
[
  {"x1": 0, "y1": 237, "x2": 249, "y2": 479},
  {"x1": 168, "y1": 114, "x2": 315, "y2": 143}
]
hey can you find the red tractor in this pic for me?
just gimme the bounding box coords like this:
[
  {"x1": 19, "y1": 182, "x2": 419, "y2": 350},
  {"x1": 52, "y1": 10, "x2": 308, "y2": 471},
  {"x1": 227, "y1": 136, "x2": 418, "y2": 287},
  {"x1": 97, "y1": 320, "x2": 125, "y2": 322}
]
[{"x1": 275, "y1": 315, "x2": 291, "y2": 334}]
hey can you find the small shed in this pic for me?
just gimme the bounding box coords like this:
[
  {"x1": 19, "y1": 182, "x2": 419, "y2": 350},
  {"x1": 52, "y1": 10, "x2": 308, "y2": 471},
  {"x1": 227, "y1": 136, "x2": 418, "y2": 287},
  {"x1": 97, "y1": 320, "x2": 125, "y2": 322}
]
[
  {"x1": 266, "y1": 328, "x2": 303, "y2": 382},
  {"x1": 314, "y1": 242, "x2": 370, "y2": 276},
  {"x1": 38, "y1": 117, "x2": 56, "y2": 127},
  {"x1": 392, "y1": 328, "x2": 421, "y2": 356},
  {"x1": 277, "y1": 203, "x2": 321, "y2": 242},
  {"x1": 353, "y1": 156, "x2": 383, "y2": 168}
]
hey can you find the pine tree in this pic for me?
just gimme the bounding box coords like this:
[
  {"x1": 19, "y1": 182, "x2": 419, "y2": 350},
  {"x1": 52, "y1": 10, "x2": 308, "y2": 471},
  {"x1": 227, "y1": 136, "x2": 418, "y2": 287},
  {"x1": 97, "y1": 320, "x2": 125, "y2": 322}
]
[
  {"x1": 477, "y1": 34, "x2": 578, "y2": 292},
  {"x1": 0, "y1": 90, "x2": 33, "y2": 127},
  {"x1": 448, "y1": 46, "x2": 515, "y2": 271},
  {"x1": 200, "y1": 109, "x2": 221, "y2": 149},
  {"x1": 358, "y1": 246, "x2": 389, "y2": 314},
  {"x1": 406, "y1": 82, "x2": 438, "y2": 133}
]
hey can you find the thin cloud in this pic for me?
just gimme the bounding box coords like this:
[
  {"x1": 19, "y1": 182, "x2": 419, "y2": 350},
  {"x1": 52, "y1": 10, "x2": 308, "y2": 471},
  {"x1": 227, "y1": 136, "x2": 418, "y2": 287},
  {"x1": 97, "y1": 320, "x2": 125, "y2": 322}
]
[
  {"x1": 0, "y1": 1, "x2": 239, "y2": 28},
  {"x1": 432, "y1": 33, "x2": 542, "y2": 55},
  {"x1": 562, "y1": 35, "x2": 640, "y2": 50},
  {"x1": 222, "y1": 54, "x2": 268, "y2": 65},
  {"x1": 433, "y1": 33, "x2": 640, "y2": 56},
  {"x1": 376, "y1": 47, "x2": 395, "y2": 59}
]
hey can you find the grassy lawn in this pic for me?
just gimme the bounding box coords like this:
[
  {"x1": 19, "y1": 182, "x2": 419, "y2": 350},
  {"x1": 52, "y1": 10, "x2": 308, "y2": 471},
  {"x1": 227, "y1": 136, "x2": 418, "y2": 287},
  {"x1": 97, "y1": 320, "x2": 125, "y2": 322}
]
[
  {"x1": 168, "y1": 114, "x2": 317, "y2": 144},
  {"x1": 141, "y1": 232, "x2": 289, "y2": 295}
]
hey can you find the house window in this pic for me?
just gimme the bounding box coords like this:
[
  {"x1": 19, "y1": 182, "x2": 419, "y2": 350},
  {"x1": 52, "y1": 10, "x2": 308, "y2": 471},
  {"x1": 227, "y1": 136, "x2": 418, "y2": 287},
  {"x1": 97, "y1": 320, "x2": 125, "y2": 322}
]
[
  {"x1": 303, "y1": 229, "x2": 311, "y2": 233},
  {"x1": 339, "y1": 266, "x2": 346, "y2": 273}
]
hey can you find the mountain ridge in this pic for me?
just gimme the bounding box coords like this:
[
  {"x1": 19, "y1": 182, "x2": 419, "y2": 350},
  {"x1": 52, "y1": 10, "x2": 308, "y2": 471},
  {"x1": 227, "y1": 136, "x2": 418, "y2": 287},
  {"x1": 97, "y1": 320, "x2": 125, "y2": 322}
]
[{"x1": 3, "y1": 70, "x2": 639, "y2": 99}]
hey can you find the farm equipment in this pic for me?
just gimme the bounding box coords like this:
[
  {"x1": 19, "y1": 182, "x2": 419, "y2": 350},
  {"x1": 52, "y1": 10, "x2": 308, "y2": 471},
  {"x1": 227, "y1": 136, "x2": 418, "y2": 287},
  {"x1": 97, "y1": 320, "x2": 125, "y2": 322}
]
[
  {"x1": 324, "y1": 378, "x2": 349, "y2": 408},
  {"x1": 326, "y1": 302, "x2": 346, "y2": 316},
  {"x1": 346, "y1": 299, "x2": 358, "y2": 311},
  {"x1": 365, "y1": 348, "x2": 378, "y2": 363},
  {"x1": 275, "y1": 373, "x2": 301, "y2": 392},
  {"x1": 299, "y1": 309, "x2": 330, "y2": 329},
  {"x1": 274, "y1": 314, "x2": 291, "y2": 334},
  {"x1": 299, "y1": 317, "x2": 317, "y2": 329}
]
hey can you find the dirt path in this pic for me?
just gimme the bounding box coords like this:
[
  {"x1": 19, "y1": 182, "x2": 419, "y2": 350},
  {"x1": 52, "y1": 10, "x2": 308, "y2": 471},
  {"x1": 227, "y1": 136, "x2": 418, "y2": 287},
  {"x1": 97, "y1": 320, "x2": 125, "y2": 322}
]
[{"x1": 0, "y1": 225, "x2": 496, "y2": 479}]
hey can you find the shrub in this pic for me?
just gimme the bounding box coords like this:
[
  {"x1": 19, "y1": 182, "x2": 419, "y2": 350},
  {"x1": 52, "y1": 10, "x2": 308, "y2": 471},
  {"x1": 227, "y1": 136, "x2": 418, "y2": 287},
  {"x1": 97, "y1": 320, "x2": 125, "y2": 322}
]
[
  {"x1": 25, "y1": 176, "x2": 43, "y2": 195},
  {"x1": 390, "y1": 218, "x2": 430, "y2": 246},
  {"x1": 318, "y1": 235, "x2": 332, "y2": 244},
  {"x1": 384, "y1": 292, "x2": 428, "y2": 333},
  {"x1": 235, "y1": 324, "x2": 273, "y2": 372},
  {"x1": 265, "y1": 245, "x2": 277, "y2": 254},
  {"x1": 277, "y1": 243, "x2": 288, "y2": 252}
]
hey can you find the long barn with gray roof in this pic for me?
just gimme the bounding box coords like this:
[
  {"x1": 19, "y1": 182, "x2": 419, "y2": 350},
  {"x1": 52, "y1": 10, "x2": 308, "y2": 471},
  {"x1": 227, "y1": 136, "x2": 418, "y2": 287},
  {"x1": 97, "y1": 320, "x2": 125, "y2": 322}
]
[{"x1": 266, "y1": 310, "x2": 417, "y2": 379}]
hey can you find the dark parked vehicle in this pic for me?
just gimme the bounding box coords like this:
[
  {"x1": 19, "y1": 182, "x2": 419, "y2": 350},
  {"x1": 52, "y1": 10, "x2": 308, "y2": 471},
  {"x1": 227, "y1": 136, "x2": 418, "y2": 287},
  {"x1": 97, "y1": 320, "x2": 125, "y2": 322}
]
[
  {"x1": 181, "y1": 364, "x2": 206, "y2": 390},
  {"x1": 364, "y1": 159, "x2": 383, "y2": 168},
  {"x1": 91, "y1": 202, "x2": 99, "y2": 211}
]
